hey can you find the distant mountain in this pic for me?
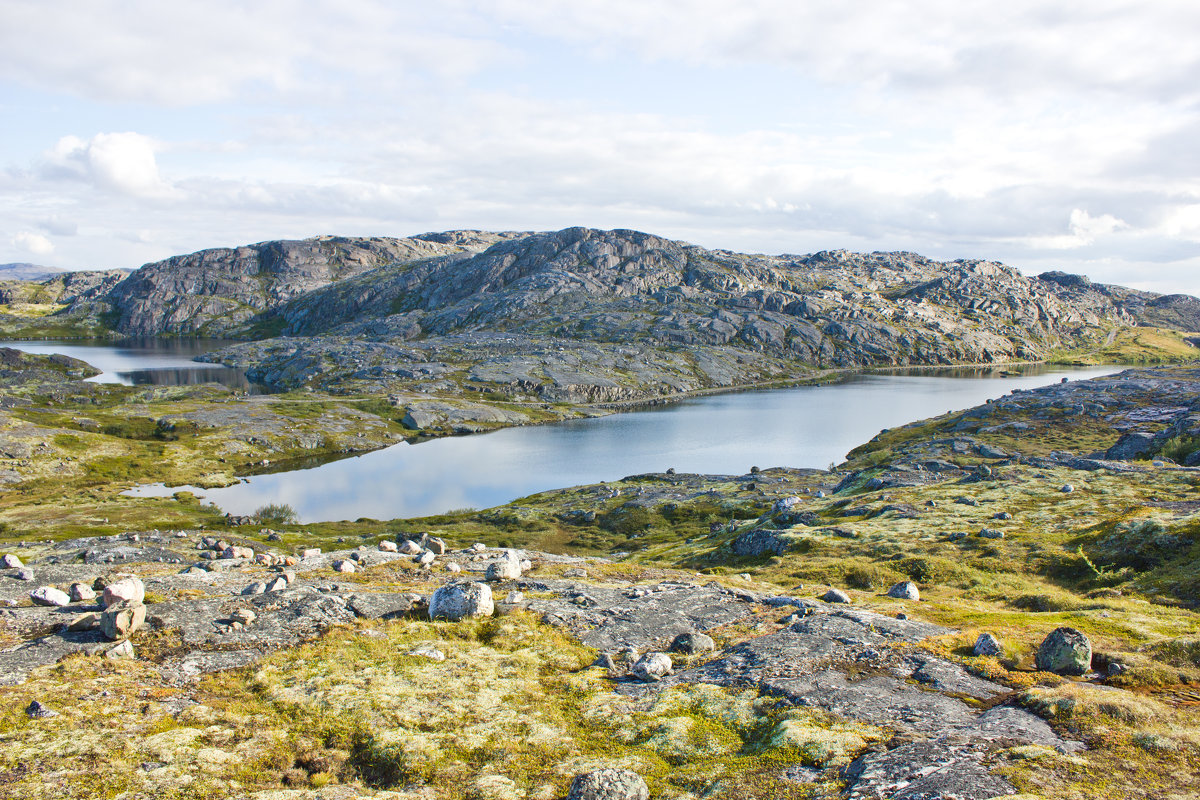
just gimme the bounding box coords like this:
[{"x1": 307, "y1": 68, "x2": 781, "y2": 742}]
[
  {"x1": 61, "y1": 227, "x2": 1200, "y2": 396},
  {"x1": 0, "y1": 263, "x2": 70, "y2": 281}
]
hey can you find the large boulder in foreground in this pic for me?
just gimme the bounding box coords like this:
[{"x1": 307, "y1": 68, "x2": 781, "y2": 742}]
[
  {"x1": 101, "y1": 576, "x2": 145, "y2": 608},
  {"x1": 1035, "y1": 627, "x2": 1092, "y2": 675},
  {"x1": 429, "y1": 582, "x2": 494, "y2": 621},
  {"x1": 568, "y1": 769, "x2": 649, "y2": 800}
]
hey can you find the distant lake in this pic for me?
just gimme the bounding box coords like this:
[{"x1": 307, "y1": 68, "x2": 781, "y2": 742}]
[
  {"x1": 126, "y1": 363, "x2": 1120, "y2": 522},
  {"x1": 0, "y1": 339, "x2": 262, "y2": 392}
]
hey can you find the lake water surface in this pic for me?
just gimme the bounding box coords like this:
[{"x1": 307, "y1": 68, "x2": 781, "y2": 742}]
[
  {"x1": 0, "y1": 339, "x2": 261, "y2": 392},
  {"x1": 125, "y1": 364, "x2": 1120, "y2": 522}
]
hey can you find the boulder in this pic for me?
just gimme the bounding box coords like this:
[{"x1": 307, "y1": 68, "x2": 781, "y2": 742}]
[
  {"x1": 731, "y1": 528, "x2": 790, "y2": 557},
  {"x1": 378, "y1": 540, "x2": 398, "y2": 553},
  {"x1": 485, "y1": 550, "x2": 522, "y2": 581},
  {"x1": 820, "y1": 588, "x2": 851, "y2": 604},
  {"x1": 230, "y1": 608, "x2": 257, "y2": 625},
  {"x1": 631, "y1": 652, "x2": 673, "y2": 682},
  {"x1": 1035, "y1": 627, "x2": 1092, "y2": 675},
  {"x1": 104, "y1": 640, "x2": 135, "y2": 660},
  {"x1": 416, "y1": 550, "x2": 437, "y2": 566},
  {"x1": 399, "y1": 540, "x2": 422, "y2": 555},
  {"x1": 425, "y1": 537, "x2": 447, "y2": 555},
  {"x1": 1060, "y1": 484, "x2": 1075, "y2": 494},
  {"x1": 496, "y1": 590, "x2": 526, "y2": 616},
  {"x1": 101, "y1": 576, "x2": 145, "y2": 608},
  {"x1": 1, "y1": 554, "x2": 23, "y2": 569},
  {"x1": 974, "y1": 633, "x2": 1004, "y2": 657},
  {"x1": 1106, "y1": 431, "x2": 1156, "y2": 461},
  {"x1": 429, "y1": 581, "x2": 494, "y2": 621},
  {"x1": 100, "y1": 600, "x2": 146, "y2": 640},
  {"x1": 30, "y1": 586, "x2": 71, "y2": 607},
  {"x1": 333, "y1": 559, "x2": 357, "y2": 574},
  {"x1": 69, "y1": 582, "x2": 97, "y2": 602},
  {"x1": 445, "y1": 562, "x2": 462, "y2": 573},
  {"x1": 887, "y1": 581, "x2": 920, "y2": 601},
  {"x1": 567, "y1": 769, "x2": 649, "y2": 800},
  {"x1": 669, "y1": 632, "x2": 716, "y2": 654}
]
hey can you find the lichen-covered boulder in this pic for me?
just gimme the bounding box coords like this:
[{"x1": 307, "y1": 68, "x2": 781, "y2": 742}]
[
  {"x1": 731, "y1": 528, "x2": 791, "y2": 556},
  {"x1": 821, "y1": 588, "x2": 851, "y2": 604},
  {"x1": 973, "y1": 632, "x2": 1004, "y2": 657},
  {"x1": 632, "y1": 651, "x2": 673, "y2": 682},
  {"x1": 429, "y1": 581, "x2": 494, "y2": 621},
  {"x1": 887, "y1": 581, "x2": 920, "y2": 601},
  {"x1": 101, "y1": 576, "x2": 144, "y2": 608},
  {"x1": 1035, "y1": 627, "x2": 1092, "y2": 675},
  {"x1": 485, "y1": 549, "x2": 522, "y2": 581},
  {"x1": 567, "y1": 769, "x2": 649, "y2": 800},
  {"x1": 670, "y1": 632, "x2": 716, "y2": 654}
]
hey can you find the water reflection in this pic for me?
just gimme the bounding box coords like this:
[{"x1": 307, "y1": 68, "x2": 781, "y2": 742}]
[
  {"x1": 127, "y1": 364, "x2": 1122, "y2": 522},
  {"x1": 0, "y1": 338, "x2": 262, "y2": 392}
]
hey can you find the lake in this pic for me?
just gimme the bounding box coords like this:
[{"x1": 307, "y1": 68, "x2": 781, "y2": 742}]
[
  {"x1": 0, "y1": 338, "x2": 262, "y2": 392},
  {"x1": 124, "y1": 364, "x2": 1120, "y2": 522}
]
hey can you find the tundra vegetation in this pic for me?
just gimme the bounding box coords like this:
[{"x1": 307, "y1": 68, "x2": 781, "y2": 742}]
[{"x1": 1, "y1": 230, "x2": 1199, "y2": 799}]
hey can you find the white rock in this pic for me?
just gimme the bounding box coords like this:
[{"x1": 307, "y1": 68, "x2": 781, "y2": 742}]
[
  {"x1": 399, "y1": 540, "x2": 422, "y2": 555},
  {"x1": 820, "y1": 588, "x2": 851, "y2": 604},
  {"x1": 632, "y1": 652, "x2": 673, "y2": 682},
  {"x1": 101, "y1": 576, "x2": 145, "y2": 608},
  {"x1": 104, "y1": 639, "x2": 135, "y2": 660},
  {"x1": 407, "y1": 645, "x2": 446, "y2": 661},
  {"x1": 485, "y1": 549, "x2": 523, "y2": 581},
  {"x1": 332, "y1": 559, "x2": 357, "y2": 573},
  {"x1": 445, "y1": 562, "x2": 462, "y2": 573},
  {"x1": 429, "y1": 581, "x2": 494, "y2": 621},
  {"x1": 30, "y1": 586, "x2": 71, "y2": 607},
  {"x1": 265, "y1": 577, "x2": 289, "y2": 592},
  {"x1": 974, "y1": 632, "x2": 1004, "y2": 657},
  {"x1": 416, "y1": 550, "x2": 437, "y2": 566},
  {"x1": 471, "y1": 543, "x2": 487, "y2": 552},
  {"x1": 378, "y1": 540, "x2": 398, "y2": 553},
  {"x1": 69, "y1": 583, "x2": 97, "y2": 602},
  {"x1": 301, "y1": 548, "x2": 321, "y2": 557},
  {"x1": 887, "y1": 581, "x2": 920, "y2": 601},
  {"x1": 1, "y1": 554, "x2": 23, "y2": 569}
]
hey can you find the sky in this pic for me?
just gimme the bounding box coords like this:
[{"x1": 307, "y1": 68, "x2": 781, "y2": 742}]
[{"x1": 2, "y1": 1, "x2": 1200, "y2": 295}]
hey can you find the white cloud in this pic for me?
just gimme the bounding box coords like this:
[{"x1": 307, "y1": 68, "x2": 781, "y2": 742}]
[
  {"x1": 12, "y1": 232, "x2": 54, "y2": 256},
  {"x1": 45, "y1": 132, "x2": 174, "y2": 198}
]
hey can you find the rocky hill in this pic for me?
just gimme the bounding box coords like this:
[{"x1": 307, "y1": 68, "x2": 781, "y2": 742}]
[
  {"x1": 0, "y1": 263, "x2": 68, "y2": 282},
  {"x1": 32, "y1": 227, "x2": 1199, "y2": 398}
]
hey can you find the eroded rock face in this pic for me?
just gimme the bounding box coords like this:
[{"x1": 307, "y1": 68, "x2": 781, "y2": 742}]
[
  {"x1": 1036, "y1": 627, "x2": 1093, "y2": 675},
  {"x1": 429, "y1": 581, "x2": 494, "y2": 621}
]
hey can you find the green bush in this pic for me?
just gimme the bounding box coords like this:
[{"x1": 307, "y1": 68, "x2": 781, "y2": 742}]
[{"x1": 253, "y1": 503, "x2": 300, "y2": 525}]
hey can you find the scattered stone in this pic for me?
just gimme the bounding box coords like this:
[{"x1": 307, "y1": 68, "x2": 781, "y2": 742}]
[
  {"x1": 101, "y1": 576, "x2": 145, "y2": 608},
  {"x1": 264, "y1": 576, "x2": 289, "y2": 592},
  {"x1": 485, "y1": 549, "x2": 523, "y2": 581},
  {"x1": 820, "y1": 588, "x2": 851, "y2": 604},
  {"x1": 563, "y1": 567, "x2": 588, "y2": 578},
  {"x1": 445, "y1": 562, "x2": 462, "y2": 573},
  {"x1": 104, "y1": 639, "x2": 135, "y2": 660},
  {"x1": 993, "y1": 511, "x2": 1013, "y2": 520},
  {"x1": 732, "y1": 528, "x2": 791, "y2": 557},
  {"x1": 408, "y1": 645, "x2": 446, "y2": 661},
  {"x1": 669, "y1": 632, "x2": 716, "y2": 654},
  {"x1": 241, "y1": 582, "x2": 267, "y2": 596},
  {"x1": 15, "y1": 568, "x2": 33, "y2": 581},
  {"x1": 221, "y1": 545, "x2": 255, "y2": 560},
  {"x1": 378, "y1": 540, "x2": 398, "y2": 553},
  {"x1": 67, "y1": 612, "x2": 100, "y2": 632},
  {"x1": 567, "y1": 769, "x2": 649, "y2": 800},
  {"x1": 30, "y1": 586, "x2": 71, "y2": 607},
  {"x1": 1061, "y1": 484, "x2": 1075, "y2": 493},
  {"x1": 974, "y1": 633, "x2": 1004, "y2": 657},
  {"x1": 977, "y1": 528, "x2": 1005, "y2": 539},
  {"x1": 631, "y1": 652, "x2": 673, "y2": 682},
  {"x1": 25, "y1": 700, "x2": 58, "y2": 719},
  {"x1": 471, "y1": 543, "x2": 487, "y2": 553},
  {"x1": 100, "y1": 600, "x2": 147, "y2": 640},
  {"x1": 954, "y1": 496, "x2": 979, "y2": 506},
  {"x1": 69, "y1": 582, "x2": 97, "y2": 602},
  {"x1": 301, "y1": 548, "x2": 321, "y2": 558},
  {"x1": 1036, "y1": 627, "x2": 1092, "y2": 675},
  {"x1": 416, "y1": 550, "x2": 437, "y2": 566},
  {"x1": 429, "y1": 581, "x2": 494, "y2": 621},
  {"x1": 399, "y1": 540, "x2": 422, "y2": 555},
  {"x1": 332, "y1": 560, "x2": 357, "y2": 574},
  {"x1": 496, "y1": 590, "x2": 526, "y2": 615},
  {"x1": 230, "y1": 608, "x2": 257, "y2": 625},
  {"x1": 1, "y1": 554, "x2": 23, "y2": 569},
  {"x1": 425, "y1": 537, "x2": 447, "y2": 555},
  {"x1": 887, "y1": 581, "x2": 920, "y2": 601}
]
